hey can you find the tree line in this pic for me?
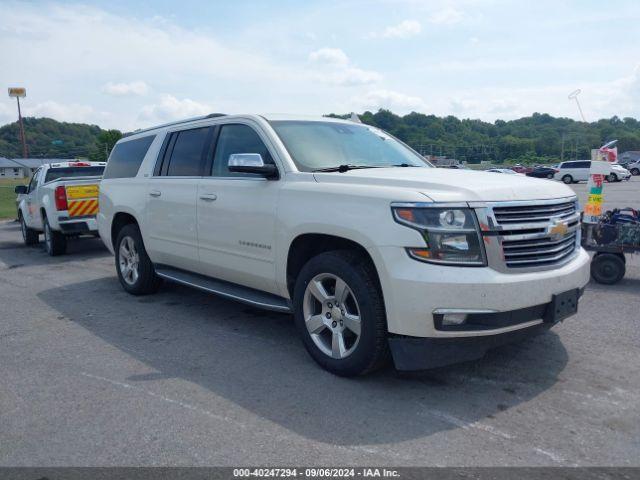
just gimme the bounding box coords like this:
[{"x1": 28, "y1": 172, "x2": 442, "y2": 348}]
[{"x1": 2, "y1": 111, "x2": 640, "y2": 164}]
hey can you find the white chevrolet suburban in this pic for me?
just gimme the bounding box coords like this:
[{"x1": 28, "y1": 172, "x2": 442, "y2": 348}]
[
  {"x1": 98, "y1": 114, "x2": 590, "y2": 376},
  {"x1": 16, "y1": 161, "x2": 105, "y2": 256}
]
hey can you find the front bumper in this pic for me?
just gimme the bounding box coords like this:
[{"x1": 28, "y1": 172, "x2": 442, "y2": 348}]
[
  {"x1": 388, "y1": 288, "x2": 584, "y2": 370},
  {"x1": 368, "y1": 246, "x2": 591, "y2": 338}
]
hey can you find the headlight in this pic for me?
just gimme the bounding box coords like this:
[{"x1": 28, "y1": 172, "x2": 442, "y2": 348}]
[{"x1": 392, "y1": 205, "x2": 486, "y2": 266}]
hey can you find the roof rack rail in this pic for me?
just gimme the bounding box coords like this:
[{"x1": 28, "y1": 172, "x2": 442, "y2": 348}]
[{"x1": 123, "y1": 113, "x2": 227, "y2": 137}]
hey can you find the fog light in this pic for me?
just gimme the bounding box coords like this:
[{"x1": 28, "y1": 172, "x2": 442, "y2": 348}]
[{"x1": 442, "y1": 313, "x2": 467, "y2": 326}]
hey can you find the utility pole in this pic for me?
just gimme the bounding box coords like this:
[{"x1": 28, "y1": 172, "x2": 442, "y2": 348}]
[{"x1": 8, "y1": 87, "x2": 28, "y2": 158}]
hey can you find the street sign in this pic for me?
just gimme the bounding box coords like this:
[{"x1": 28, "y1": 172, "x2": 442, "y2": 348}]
[{"x1": 8, "y1": 87, "x2": 26, "y2": 98}]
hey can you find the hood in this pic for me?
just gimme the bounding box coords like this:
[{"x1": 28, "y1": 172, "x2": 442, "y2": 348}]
[{"x1": 313, "y1": 167, "x2": 576, "y2": 203}]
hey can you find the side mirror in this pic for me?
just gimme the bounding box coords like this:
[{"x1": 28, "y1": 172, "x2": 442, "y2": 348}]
[
  {"x1": 228, "y1": 153, "x2": 278, "y2": 179},
  {"x1": 14, "y1": 185, "x2": 27, "y2": 195}
]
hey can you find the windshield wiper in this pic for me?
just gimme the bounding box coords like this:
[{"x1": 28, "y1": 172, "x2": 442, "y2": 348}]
[{"x1": 312, "y1": 164, "x2": 382, "y2": 173}]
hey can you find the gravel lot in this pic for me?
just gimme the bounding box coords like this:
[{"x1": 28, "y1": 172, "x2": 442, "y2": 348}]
[{"x1": 1, "y1": 178, "x2": 639, "y2": 467}]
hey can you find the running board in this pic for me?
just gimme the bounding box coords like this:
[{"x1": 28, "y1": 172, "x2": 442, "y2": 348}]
[{"x1": 154, "y1": 265, "x2": 292, "y2": 313}]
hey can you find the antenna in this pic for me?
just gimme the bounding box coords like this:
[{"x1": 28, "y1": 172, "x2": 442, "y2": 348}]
[{"x1": 568, "y1": 89, "x2": 587, "y2": 122}]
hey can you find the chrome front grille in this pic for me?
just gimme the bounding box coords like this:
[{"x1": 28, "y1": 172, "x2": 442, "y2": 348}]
[
  {"x1": 478, "y1": 198, "x2": 581, "y2": 272},
  {"x1": 493, "y1": 201, "x2": 576, "y2": 225},
  {"x1": 501, "y1": 231, "x2": 577, "y2": 267}
]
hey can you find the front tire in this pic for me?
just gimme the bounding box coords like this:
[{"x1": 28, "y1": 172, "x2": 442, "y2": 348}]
[
  {"x1": 43, "y1": 216, "x2": 67, "y2": 256},
  {"x1": 115, "y1": 224, "x2": 161, "y2": 295},
  {"x1": 19, "y1": 212, "x2": 39, "y2": 246},
  {"x1": 293, "y1": 250, "x2": 389, "y2": 377},
  {"x1": 630, "y1": 168, "x2": 639, "y2": 176},
  {"x1": 546, "y1": 173, "x2": 554, "y2": 179},
  {"x1": 562, "y1": 174, "x2": 573, "y2": 184}
]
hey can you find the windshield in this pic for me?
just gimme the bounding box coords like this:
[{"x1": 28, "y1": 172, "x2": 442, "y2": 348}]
[
  {"x1": 44, "y1": 166, "x2": 105, "y2": 183},
  {"x1": 270, "y1": 121, "x2": 430, "y2": 172}
]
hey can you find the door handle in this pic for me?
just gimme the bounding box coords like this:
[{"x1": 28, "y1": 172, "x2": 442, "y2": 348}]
[
  {"x1": 199, "y1": 194, "x2": 217, "y2": 202},
  {"x1": 149, "y1": 190, "x2": 162, "y2": 197}
]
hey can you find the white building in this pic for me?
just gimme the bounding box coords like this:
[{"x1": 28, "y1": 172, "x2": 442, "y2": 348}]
[{"x1": 0, "y1": 158, "x2": 23, "y2": 178}]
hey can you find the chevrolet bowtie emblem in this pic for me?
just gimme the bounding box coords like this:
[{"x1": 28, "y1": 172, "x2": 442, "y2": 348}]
[{"x1": 548, "y1": 221, "x2": 569, "y2": 237}]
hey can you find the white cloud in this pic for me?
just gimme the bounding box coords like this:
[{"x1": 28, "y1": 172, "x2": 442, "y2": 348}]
[
  {"x1": 309, "y1": 48, "x2": 381, "y2": 86},
  {"x1": 138, "y1": 94, "x2": 212, "y2": 125},
  {"x1": 103, "y1": 81, "x2": 150, "y2": 96},
  {"x1": 381, "y1": 20, "x2": 422, "y2": 39},
  {"x1": 429, "y1": 7, "x2": 465, "y2": 25},
  {"x1": 354, "y1": 89, "x2": 425, "y2": 112},
  {"x1": 308, "y1": 48, "x2": 349, "y2": 66}
]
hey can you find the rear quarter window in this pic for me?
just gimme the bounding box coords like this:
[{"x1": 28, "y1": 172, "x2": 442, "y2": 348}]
[
  {"x1": 44, "y1": 166, "x2": 105, "y2": 183},
  {"x1": 103, "y1": 135, "x2": 156, "y2": 179}
]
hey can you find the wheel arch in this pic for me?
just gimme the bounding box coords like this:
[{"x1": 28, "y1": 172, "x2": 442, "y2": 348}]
[
  {"x1": 285, "y1": 233, "x2": 383, "y2": 301},
  {"x1": 111, "y1": 212, "x2": 140, "y2": 251}
]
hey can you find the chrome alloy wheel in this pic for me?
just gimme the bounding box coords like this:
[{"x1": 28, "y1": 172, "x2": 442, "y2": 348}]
[
  {"x1": 303, "y1": 273, "x2": 362, "y2": 359},
  {"x1": 119, "y1": 236, "x2": 140, "y2": 286}
]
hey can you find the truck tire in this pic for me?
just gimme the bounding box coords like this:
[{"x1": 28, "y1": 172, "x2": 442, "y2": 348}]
[
  {"x1": 115, "y1": 224, "x2": 162, "y2": 295},
  {"x1": 19, "y1": 212, "x2": 39, "y2": 246},
  {"x1": 292, "y1": 250, "x2": 389, "y2": 377},
  {"x1": 591, "y1": 253, "x2": 625, "y2": 285},
  {"x1": 562, "y1": 175, "x2": 573, "y2": 184},
  {"x1": 43, "y1": 216, "x2": 67, "y2": 256}
]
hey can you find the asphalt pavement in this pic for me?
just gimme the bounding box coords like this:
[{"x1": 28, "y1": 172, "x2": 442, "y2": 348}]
[{"x1": 0, "y1": 178, "x2": 639, "y2": 466}]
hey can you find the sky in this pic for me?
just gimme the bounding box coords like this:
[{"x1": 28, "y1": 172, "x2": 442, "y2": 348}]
[{"x1": 1, "y1": 0, "x2": 639, "y2": 131}]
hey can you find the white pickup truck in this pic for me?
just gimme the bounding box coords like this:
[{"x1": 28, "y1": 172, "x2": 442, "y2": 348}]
[
  {"x1": 16, "y1": 161, "x2": 105, "y2": 256},
  {"x1": 97, "y1": 114, "x2": 590, "y2": 376}
]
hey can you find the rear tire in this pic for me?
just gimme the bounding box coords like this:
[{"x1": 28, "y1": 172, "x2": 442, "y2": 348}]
[
  {"x1": 115, "y1": 224, "x2": 162, "y2": 295},
  {"x1": 630, "y1": 168, "x2": 639, "y2": 176},
  {"x1": 293, "y1": 250, "x2": 389, "y2": 377},
  {"x1": 19, "y1": 212, "x2": 39, "y2": 246},
  {"x1": 607, "y1": 173, "x2": 618, "y2": 183},
  {"x1": 43, "y1": 216, "x2": 67, "y2": 256},
  {"x1": 591, "y1": 253, "x2": 625, "y2": 285},
  {"x1": 562, "y1": 175, "x2": 573, "y2": 184}
]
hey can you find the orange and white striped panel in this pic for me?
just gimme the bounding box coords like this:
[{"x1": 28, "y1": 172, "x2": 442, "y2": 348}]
[{"x1": 68, "y1": 198, "x2": 99, "y2": 217}]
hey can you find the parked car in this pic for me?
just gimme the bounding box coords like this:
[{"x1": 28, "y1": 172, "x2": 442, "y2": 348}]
[
  {"x1": 98, "y1": 114, "x2": 589, "y2": 376},
  {"x1": 486, "y1": 168, "x2": 524, "y2": 175},
  {"x1": 554, "y1": 160, "x2": 592, "y2": 183},
  {"x1": 606, "y1": 163, "x2": 631, "y2": 182},
  {"x1": 510, "y1": 164, "x2": 533, "y2": 174},
  {"x1": 527, "y1": 166, "x2": 558, "y2": 179},
  {"x1": 15, "y1": 161, "x2": 105, "y2": 255},
  {"x1": 628, "y1": 160, "x2": 640, "y2": 176}
]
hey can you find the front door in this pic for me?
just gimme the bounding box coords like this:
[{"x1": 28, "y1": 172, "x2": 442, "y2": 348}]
[
  {"x1": 197, "y1": 123, "x2": 281, "y2": 294},
  {"x1": 24, "y1": 168, "x2": 41, "y2": 228}
]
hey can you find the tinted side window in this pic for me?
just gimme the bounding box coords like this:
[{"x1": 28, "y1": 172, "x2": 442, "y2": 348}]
[
  {"x1": 561, "y1": 162, "x2": 574, "y2": 169},
  {"x1": 577, "y1": 161, "x2": 591, "y2": 168},
  {"x1": 103, "y1": 135, "x2": 155, "y2": 179},
  {"x1": 212, "y1": 124, "x2": 274, "y2": 177},
  {"x1": 165, "y1": 127, "x2": 211, "y2": 176},
  {"x1": 28, "y1": 169, "x2": 40, "y2": 193}
]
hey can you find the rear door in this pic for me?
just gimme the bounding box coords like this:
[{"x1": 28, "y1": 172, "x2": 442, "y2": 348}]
[
  {"x1": 145, "y1": 125, "x2": 214, "y2": 272},
  {"x1": 196, "y1": 123, "x2": 281, "y2": 294}
]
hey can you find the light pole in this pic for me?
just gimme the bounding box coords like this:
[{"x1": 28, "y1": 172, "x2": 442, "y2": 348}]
[
  {"x1": 8, "y1": 87, "x2": 28, "y2": 158},
  {"x1": 568, "y1": 89, "x2": 587, "y2": 122}
]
